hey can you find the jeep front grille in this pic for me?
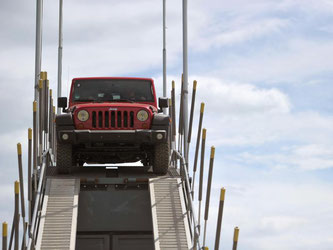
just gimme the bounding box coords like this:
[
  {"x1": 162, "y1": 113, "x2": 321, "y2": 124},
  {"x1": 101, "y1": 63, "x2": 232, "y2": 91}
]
[{"x1": 92, "y1": 111, "x2": 135, "y2": 128}]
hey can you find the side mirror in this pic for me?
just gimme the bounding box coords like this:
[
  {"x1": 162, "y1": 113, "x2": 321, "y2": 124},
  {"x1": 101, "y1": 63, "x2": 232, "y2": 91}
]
[
  {"x1": 158, "y1": 97, "x2": 169, "y2": 109},
  {"x1": 58, "y1": 97, "x2": 68, "y2": 112}
]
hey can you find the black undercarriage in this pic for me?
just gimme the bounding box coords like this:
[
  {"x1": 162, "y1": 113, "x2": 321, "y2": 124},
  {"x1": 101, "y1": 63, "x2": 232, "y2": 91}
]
[{"x1": 72, "y1": 143, "x2": 153, "y2": 165}]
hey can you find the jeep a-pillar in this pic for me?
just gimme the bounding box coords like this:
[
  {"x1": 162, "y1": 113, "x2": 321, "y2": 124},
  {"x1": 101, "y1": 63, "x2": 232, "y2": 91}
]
[{"x1": 56, "y1": 77, "x2": 170, "y2": 174}]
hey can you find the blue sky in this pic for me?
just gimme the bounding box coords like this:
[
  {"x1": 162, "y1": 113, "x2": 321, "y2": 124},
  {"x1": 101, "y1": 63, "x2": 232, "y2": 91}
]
[{"x1": 1, "y1": 0, "x2": 333, "y2": 249}]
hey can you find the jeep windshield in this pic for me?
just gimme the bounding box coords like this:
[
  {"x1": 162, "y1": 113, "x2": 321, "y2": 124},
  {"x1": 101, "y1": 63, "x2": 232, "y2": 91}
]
[{"x1": 72, "y1": 79, "x2": 155, "y2": 103}]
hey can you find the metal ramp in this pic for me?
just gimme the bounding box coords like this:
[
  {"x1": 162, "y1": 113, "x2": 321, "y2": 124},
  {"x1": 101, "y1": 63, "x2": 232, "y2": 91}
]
[
  {"x1": 150, "y1": 177, "x2": 192, "y2": 250},
  {"x1": 36, "y1": 178, "x2": 80, "y2": 250}
]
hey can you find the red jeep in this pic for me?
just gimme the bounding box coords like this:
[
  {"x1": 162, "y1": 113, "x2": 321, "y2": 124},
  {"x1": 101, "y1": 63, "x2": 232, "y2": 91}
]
[{"x1": 56, "y1": 77, "x2": 170, "y2": 174}]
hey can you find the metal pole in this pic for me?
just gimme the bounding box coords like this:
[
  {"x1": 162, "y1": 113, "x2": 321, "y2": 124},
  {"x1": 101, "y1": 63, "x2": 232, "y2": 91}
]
[
  {"x1": 57, "y1": 0, "x2": 63, "y2": 115},
  {"x1": 53, "y1": 106, "x2": 56, "y2": 157},
  {"x1": 173, "y1": 150, "x2": 201, "y2": 250},
  {"x1": 171, "y1": 81, "x2": 176, "y2": 144},
  {"x1": 16, "y1": 144, "x2": 26, "y2": 228},
  {"x1": 14, "y1": 181, "x2": 19, "y2": 250},
  {"x1": 171, "y1": 81, "x2": 177, "y2": 167},
  {"x1": 232, "y1": 227, "x2": 240, "y2": 250},
  {"x1": 182, "y1": 0, "x2": 189, "y2": 163},
  {"x1": 49, "y1": 91, "x2": 53, "y2": 152},
  {"x1": 8, "y1": 216, "x2": 14, "y2": 250},
  {"x1": 28, "y1": 151, "x2": 48, "y2": 248},
  {"x1": 191, "y1": 102, "x2": 205, "y2": 198},
  {"x1": 28, "y1": 129, "x2": 32, "y2": 227},
  {"x1": 162, "y1": 0, "x2": 167, "y2": 105},
  {"x1": 39, "y1": 72, "x2": 47, "y2": 158},
  {"x1": 187, "y1": 80, "x2": 197, "y2": 155},
  {"x1": 178, "y1": 75, "x2": 184, "y2": 144},
  {"x1": 168, "y1": 99, "x2": 173, "y2": 150},
  {"x1": 178, "y1": 76, "x2": 184, "y2": 162},
  {"x1": 34, "y1": 0, "x2": 43, "y2": 158},
  {"x1": 38, "y1": 79, "x2": 43, "y2": 164},
  {"x1": 21, "y1": 222, "x2": 28, "y2": 250},
  {"x1": 44, "y1": 80, "x2": 49, "y2": 135},
  {"x1": 32, "y1": 101, "x2": 38, "y2": 194},
  {"x1": 42, "y1": 78, "x2": 48, "y2": 152},
  {"x1": 203, "y1": 146, "x2": 215, "y2": 247},
  {"x1": 214, "y1": 188, "x2": 226, "y2": 250},
  {"x1": 198, "y1": 128, "x2": 206, "y2": 232},
  {"x1": 2, "y1": 222, "x2": 7, "y2": 250},
  {"x1": 34, "y1": 0, "x2": 43, "y2": 102}
]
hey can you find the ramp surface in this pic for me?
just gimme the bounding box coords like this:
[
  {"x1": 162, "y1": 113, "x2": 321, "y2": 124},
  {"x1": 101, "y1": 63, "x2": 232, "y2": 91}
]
[
  {"x1": 150, "y1": 177, "x2": 191, "y2": 250},
  {"x1": 36, "y1": 178, "x2": 80, "y2": 250}
]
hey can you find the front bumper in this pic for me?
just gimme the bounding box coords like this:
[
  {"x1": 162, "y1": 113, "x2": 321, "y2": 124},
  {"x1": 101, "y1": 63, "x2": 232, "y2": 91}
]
[{"x1": 57, "y1": 129, "x2": 167, "y2": 144}]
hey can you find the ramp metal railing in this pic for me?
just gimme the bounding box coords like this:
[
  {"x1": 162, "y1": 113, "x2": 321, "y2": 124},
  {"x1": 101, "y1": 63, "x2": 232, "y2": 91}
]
[
  {"x1": 171, "y1": 149, "x2": 201, "y2": 249},
  {"x1": 169, "y1": 79, "x2": 241, "y2": 250},
  {"x1": 26, "y1": 150, "x2": 53, "y2": 250},
  {"x1": 2, "y1": 74, "x2": 242, "y2": 250},
  {"x1": 2, "y1": 72, "x2": 56, "y2": 250}
]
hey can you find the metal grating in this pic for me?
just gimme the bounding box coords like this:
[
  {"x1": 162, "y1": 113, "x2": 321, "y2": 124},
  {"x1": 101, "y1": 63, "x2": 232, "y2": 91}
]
[
  {"x1": 150, "y1": 177, "x2": 191, "y2": 250},
  {"x1": 36, "y1": 178, "x2": 80, "y2": 250},
  {"x1": 92, "y1": 110, "x2": 134, "y2": 129}
]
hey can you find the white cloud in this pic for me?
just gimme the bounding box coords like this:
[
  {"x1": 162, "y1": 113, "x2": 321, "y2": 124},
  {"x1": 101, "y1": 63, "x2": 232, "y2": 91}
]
[
  {"x1": 192, "y1": 18, "x2": 290, "y2": 51},
  {"x1": 238, "y1": 144, "x2": 333, "y2": 170},
  {"x1": 202, "y1": 179, "x2": 333, "y2": 250},
  {"x1": 260, "y1": 216, "x2": 307, "y2": 232},
  {"x1": 216, "y1": 111, "x2": 333, "y2": 147},
  {"x1": 191, "y1": 0, "x2": 333, "y2": 15},
  {"x1": 195, "y1": 76, "x2": 291, "y2": 115},
  {"x1": 159, "y1": 75, "x2": 291, "y2": 115},
  {"x1": 161, "y1": 75, "x2": 333, "y2": 151},
  {"x1": 214, "y1": 39, "x2": 333, "y2": 84},
  {"x1": 186, "y1": 77, "x2": 331, "y2": 147}
]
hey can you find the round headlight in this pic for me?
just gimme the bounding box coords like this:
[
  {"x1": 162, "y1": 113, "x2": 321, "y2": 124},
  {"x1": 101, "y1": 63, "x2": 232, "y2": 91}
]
[
  {"x1": 137, "y1": 110, "x2": 149, "y2": 122},
  {"x1": 77, "y1": 110, "x2": 89, "y2": 122}
]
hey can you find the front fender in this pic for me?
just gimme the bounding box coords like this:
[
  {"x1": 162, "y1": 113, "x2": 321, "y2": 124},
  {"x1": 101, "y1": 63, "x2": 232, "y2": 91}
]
[
  {"x1": 151, "y1": 113, "x2": 170, "y2": 132},
  {"x1": 56, "y1": 113, "x2": 75, "y2": 130}
]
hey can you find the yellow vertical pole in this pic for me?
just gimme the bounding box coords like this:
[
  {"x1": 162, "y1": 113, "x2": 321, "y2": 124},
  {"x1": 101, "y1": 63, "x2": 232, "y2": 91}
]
[
  {"x1": 187, "y1": 80, "x2": 197, "y2": 147},
  {"x1": 38, "y1": 79, "x2": 43, "y2": 165},
  {"x1": 2, "y1": 222, "x2": 7, "y2": 250},
  {"x1": 171, "y1": 80, "x2": 176, "y2": 141},
  {"x1": 49, "y1": 89, "x2": 53, "y2": 150},
  {"x1": 44, "y1": 79, "x2": 50, "y2": 136},
  {"x1": 53, "y1": 106, "x2": 56, "y2": 157},
  {"x1": 232, "y1": 227, "x2": 240, "y2": 250},
  {"x1": 198, "y1": 128, "x2": 207, "y2": 232},
  {"x1": 16, "y1": 144, "x2": 26, "y2": 229},
  {"x1": 168, "y1": 98, "x2": 172, "y2": 151},
  {"x1": 33, "y1": 101, "x2": 38, "y2": 194},
  {"x1": 203, "y1": 146, "x2": 215, "y2": 247},
  {"x1": 191, "y1": 102, "x2": 205, "y2": 199},
  {"x1": 171, "y1": 80, "x2": 177, "y2": 167},
  {"x1": 14, "y1": 181, "x2": 19, "y2": 250},
  {"x1": 214, "y1": 188, "x2": 226, "y2": 250},
  {"x1": 28, "y1": 128, "x2": 32, "y2": 226}
]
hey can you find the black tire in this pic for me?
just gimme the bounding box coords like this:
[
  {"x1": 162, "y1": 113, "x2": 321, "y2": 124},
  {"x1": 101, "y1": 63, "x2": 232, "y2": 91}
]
[
  {"x1": 57, "y1": 144, "x2": 73, "y2": 174},
  {"x1": 153, "y1": 141, "x2": 170, "y2": 175}
]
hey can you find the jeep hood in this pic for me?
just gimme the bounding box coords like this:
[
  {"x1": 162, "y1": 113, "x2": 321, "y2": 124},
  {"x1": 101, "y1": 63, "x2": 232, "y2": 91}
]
[{"x1": 71, "y1": 102, "x2": 157, "y2": 112}]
